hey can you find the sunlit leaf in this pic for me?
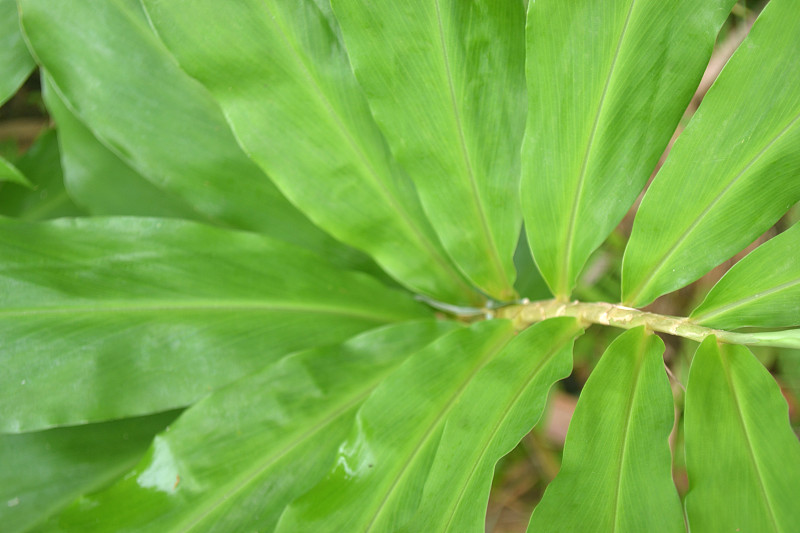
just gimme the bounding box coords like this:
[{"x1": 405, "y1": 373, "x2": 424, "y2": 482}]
[
  {"x1": 692, "y1": 221, "x2": 800, "y2": 329},
  {"x1": 330, "y1": 0, "x2": 525, "y2": 300},
  {"x1": 522, "y1": 0, "x2": 734, "y2": 298},
  {"x1": 0, "y1": 217, "x2": 430, "y2": 432},
  {"x1": 528, "y1": 327, "x2": 682, "y2": 533},
  {"x1": 141, "y1": 0, "x2": 480, "y2": 306},
  {"x1": 685, "y1": 338, "x2": 800, "y2": 532},
  {"x1": 41, "y1": 321, "x2": 457, "y2": 532},
  {"x1": 623, "y1": 0, "x2": 800, "y2": 306}
]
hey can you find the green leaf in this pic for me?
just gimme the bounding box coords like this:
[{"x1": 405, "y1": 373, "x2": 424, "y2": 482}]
[
  {"x1": 329, "y1": 0, "x2": 525, "y2": 301},
  {"x1": 623, "y1": 0, "x2": 800, "y2": 306},
  {"x1": 0, "y1": 0, "x2": 35, "y2": 105},
  {"x1": 522, "y1": 0, "x2": 734, "y2": 298},
  {"x1": 41, "y1": 73, "x2": 202, "y2": 220},
  {"x1": 42, "y1": 321, "x2": 457, "y2": 532},
  {"x1": 17, "y1": 0, "x2": 356, "y2": 265},
  {"x1": 685, "y1": 338, "x2": 800, "y2": 533},
  {"x1": 275, "y1": 320, "x2": 517, "y2": 532},
  {"x1": 0, "y1": 129, "x2": 86, "y2": 220},
  {"x1": 528, "y1": 327, "x2": 682, "y2": 533},
  {"x1": 0, "y1": 155, "x2": 31, "y2": 187},
  {"x1": 0, "y1": 217, "x2": 430, "y2": 433},
  {"x1": 691, "y1": 221, "x2": 800, "y2": 329},
  {"x1": 140, "y1": 0, "x2": 480, "y2": 306},
  {"x1": 410, "y1": 318, "x2": 582, "y2": 532},
  {"x1": 0, "y1": 410, "x2": 180, "y2": 533}
]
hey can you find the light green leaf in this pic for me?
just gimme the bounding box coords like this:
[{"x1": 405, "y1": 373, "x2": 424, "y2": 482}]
[
  {"x1": 623, "y1": 0, "x2": 800, "y2": 306},
  {"x1": 0, "y1": 410, "x2": 180, "y2": 533},
  {"x1": 685, "y1": 338, "x2": 800, "y2": 533},
  {"x1": 528, "y1": 327, "x2": 682, "y2": 533},
  {"x1": 140, "y1": 0, "x2": 480, "y2": 306},
  {"x1": 18, "y1": 0, "x2": 359, "y2": 266},
  {"x1": 411, "y1": 318, "x2": 582, "y2": 532},
  {"x1": 691, "y1": 221, "x2": 800, "y2": 329},
  {"x1": 41, "y1": 73, "x2": 202, "y2": 220},
  {"x1": 0, "y1": 217, "x2": 430, "y2": 433},
  {"x1": 275, "y1": 320, "x2": 518, "y2": 532},
  {"x1": 0, "y1": 155, "x2": 31, "y2": 187},
  {"x1": 330, "y1": 0, "x2": 525, "y2": 301},
  {"x1": 0, "y1": 129, "x2": 86, "y2": 220},
  {"x1": 522, "y1": 0, "x2": 734, "y2": 298},
  {"x1": 41, "y1": 321, "x2": 457, "y2": 532},
  {"x1": 0, "y1": 0, "x2": 35, "y2": 105}
]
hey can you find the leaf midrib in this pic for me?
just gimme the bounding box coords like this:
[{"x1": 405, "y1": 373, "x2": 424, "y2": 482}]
[
  {"x1": 693, "y1": 277, "x2": 800, "y2": 325},
  {"x1": 560, "y1": 0, "x2": 637, "y2": 298},
  {"x1": 0, "y1": 299, "x2": 403, "y2": 323},
  {"x1": 363, "y1": 328, "x2": 515, "y2": 532},
  {"x1": 626, "y1": 110, "x2": 800, "y2": 305},
  {"x1": 261, "y1": 2, "x2": 473, "y2": 298},
  {"x1": 433, "y1": 0, "x2": 511, "y2": 297},
  {"x1": 440, "y1": 327, "x2": 577, "y2": 531},
  {"x1": 719, "y1": 345, "x2": 781, "y2": 532}
]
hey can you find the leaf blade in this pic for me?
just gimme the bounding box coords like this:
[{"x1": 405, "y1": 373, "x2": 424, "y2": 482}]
[
  {"x1": 523, "y1": 0, "x2": 735, "y2": 298},
  {"x1": 0, "y1": 0, "x2": 35, "y2": 105},
  {"x1": 0, "y1": 217, "x2": 430, "y2": 432},
  {"x1": 141, "y1": 0, "x2": 480, "y2": 305},
  {"x1": 684, "y1": 338, "x2": 800, "y2": 532},
  {"x1": 691, "y1": 221, "x2": 800, "y2": 328},
  {"x1": 527, "y1": 327, "x2": 683, "y2": 533},
  {"x1": 330, "y1": 0, "x2": 526, "y2": 300},
  {"x1": 623, "y1": 0, "x2": 800, "y2": 306}
]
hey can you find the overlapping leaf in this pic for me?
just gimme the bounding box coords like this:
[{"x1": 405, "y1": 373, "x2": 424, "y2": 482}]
[
  {"x1": 684, "y1": 338, "x2": 800, "y2": 532},
  {"x1": 691, "y1": 221, "x2": 800, "y2": 329},
  {"x1": 0, "y1": 217, "x2": 429, "y2": 432},
  {"x1": 41, "y1": 74, "x2": 201, "y2": 220},
  {"x1": 0, "y1": 156, "x2": 30, "y2": 187},
  {"x1": 277, "y1": 318, "x2": 581, "y2": 532},
  {"x1": 141, "y1": 0, "x2": 480, "y2": 306},
  {"x1": 0, "y1": 0, "x2": 35, "y2": 105},
  {"x1": 39, "y1": 322, "x2": 457, "y2": 532},
  {"x1": 0, "y1": 129, "x2": 86, "y2": 220},
  {"x1": 0, "y1": 411, "x2": 180, "y2": 533},
  {"x1": 522, "y1": 0, "x2": 735, "y2": 298},
  {"x1": 330, "y1": 0, "x2": 525, "y2": 301},
  {"x1": 528, "y1": 327, "x2": 682, "y2": 533},
  {"x1": 623, "y1": 0, "x2": 800, "y2": 306},
  {"x1": 18, "y1": 0, "x2": 360, "y2": 267}
]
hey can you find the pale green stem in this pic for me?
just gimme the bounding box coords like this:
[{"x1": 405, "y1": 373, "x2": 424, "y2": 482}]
[{"x1": 495, "y1": 299, "x2": 799, "y2": 349}]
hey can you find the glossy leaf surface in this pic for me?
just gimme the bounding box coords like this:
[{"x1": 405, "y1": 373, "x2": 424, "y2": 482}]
[
  {"x1": 528, "y1": 327, "x2": 682, "y2": 533},
  {"x1": 0, "y1": 410, "x2": 179, "y2": 533},
  {"x1": 685, "y1": 338, "x2": 800, "y2": 532},
  {"x1": 0, "y1": 0, "x2": 35, "y2": 105},
  {"x1": 41, "y1": 74, "x2": 201, "y2": 220},
  {"x1": 276, "y1": 320, "x2": 518, "y2": 532},
  {"x1": 522, "y1": 0, "x2": 734, "y2": 298},
  {"x1": 623, "y1": 0, "x2": 800, "y2": 306},
  {"x1": 44, "y1": 322, "x2": 457, "y2": 532},
  {"x1": 411, "y1": 318, "x2": 581, "y2": 532},
  {"x1": 0, "y1": 217, "x2": 429, "y2": 432},
  {"x1": 330, "y1": 0, "x2": 525, "y2": 300},
  {"x1": 18, "y1": 0, "x2": 353, "y2": 262},
  {"x1": 0, "y1": 129, "x2": 86, "y2": 220},
  {"x1": 141, "y1": 0, "x2": 479, "y2": 305},
  {"x1": 691, "y1": 221, "x2": 800, "y2": 328}
]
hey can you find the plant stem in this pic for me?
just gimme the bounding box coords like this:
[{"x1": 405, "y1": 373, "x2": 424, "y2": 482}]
[{"x1": 495, "y1": 299, "x2": 798, "y2": 349}]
